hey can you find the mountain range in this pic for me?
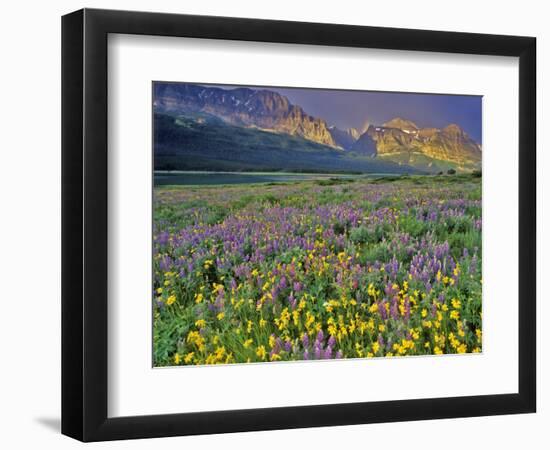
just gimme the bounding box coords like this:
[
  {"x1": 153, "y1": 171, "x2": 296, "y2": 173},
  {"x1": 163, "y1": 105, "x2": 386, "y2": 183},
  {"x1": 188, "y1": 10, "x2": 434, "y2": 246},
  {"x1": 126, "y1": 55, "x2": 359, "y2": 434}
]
[
  {"x1": 154, "y1": 83, "x2": 337, "y2": 147},
  {"x1": 154, "y1": 83, "x2": 482, "y2": 173}
]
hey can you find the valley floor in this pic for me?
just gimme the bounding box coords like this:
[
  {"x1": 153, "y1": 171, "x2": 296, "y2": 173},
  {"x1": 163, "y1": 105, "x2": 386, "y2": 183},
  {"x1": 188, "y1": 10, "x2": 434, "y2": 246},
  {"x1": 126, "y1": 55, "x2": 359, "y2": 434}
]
[{"x1": 153, "y1": 174, "x2": 482, "y2": 366}]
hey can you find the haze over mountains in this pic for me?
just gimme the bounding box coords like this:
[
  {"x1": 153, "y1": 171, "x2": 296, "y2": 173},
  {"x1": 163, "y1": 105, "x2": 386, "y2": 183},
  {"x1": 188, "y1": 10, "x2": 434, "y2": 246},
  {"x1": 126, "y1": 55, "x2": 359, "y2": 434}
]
[{"x1": 154, "y1": 83, "x2": 482, "y2": 174}]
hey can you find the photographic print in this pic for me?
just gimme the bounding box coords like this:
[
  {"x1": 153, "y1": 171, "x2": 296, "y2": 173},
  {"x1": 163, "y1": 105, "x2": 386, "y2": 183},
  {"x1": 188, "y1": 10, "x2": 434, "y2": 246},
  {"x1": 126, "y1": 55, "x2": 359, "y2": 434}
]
[{"x1": 152, "y1": 82, "x2": 482, "y2": 367}]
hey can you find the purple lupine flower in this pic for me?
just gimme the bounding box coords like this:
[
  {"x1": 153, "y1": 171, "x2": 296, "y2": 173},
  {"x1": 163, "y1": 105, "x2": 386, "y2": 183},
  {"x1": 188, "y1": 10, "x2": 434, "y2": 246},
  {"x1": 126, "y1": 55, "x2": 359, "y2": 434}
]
[
  {"x1": 390, "y1": 297, "x2": 399, "y2": 320},
  {"x1": 470, "y1": 254, "x2": 478, "y2": 274},
  {"x1": 404, "y1": 297, "x2": 410, "y2": 321},
  {"x1": 275, "y1": 337, "x2": 283, "y2": 353},
  {"x1": 316, "y1": 330, "x2": 324, "y2": 344},
  {"x1": 156, "y1": 231, "x2": 170, "y2": 246},
  {"x1": 314, "y1": 345, "x2": 322, "y2": 360},
  {"x1": 288, "y1": 265, "x2": 296, "y2": 278},
  {"x1": 159, "y1": 255, "x2": 172, "y2": 272},
  {"x1": 378, "y1": 300, "x2": 388, "y2": 321},
  {"x1": 288, "y1": 293, "x2": 297, "y2": 310}
]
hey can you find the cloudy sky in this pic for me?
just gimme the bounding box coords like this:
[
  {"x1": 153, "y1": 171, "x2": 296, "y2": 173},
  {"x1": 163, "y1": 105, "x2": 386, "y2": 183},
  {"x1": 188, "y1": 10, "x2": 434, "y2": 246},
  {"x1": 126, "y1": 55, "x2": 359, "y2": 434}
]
[{"x1": 207, "y1": 83, "x2": 482, "y2": 143}]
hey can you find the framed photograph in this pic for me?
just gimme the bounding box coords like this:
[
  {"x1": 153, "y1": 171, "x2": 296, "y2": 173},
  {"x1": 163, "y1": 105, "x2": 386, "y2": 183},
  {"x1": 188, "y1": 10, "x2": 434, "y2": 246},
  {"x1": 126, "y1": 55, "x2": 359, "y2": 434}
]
[{"x1": 62, "y1": 8, "x2": 536, "y2": 441}]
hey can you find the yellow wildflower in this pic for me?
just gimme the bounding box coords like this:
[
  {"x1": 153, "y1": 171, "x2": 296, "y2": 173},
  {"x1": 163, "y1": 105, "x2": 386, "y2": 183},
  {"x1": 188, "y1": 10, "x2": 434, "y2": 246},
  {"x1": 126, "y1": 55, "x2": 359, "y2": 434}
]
[
  {"x1": 214, "y1": 346, "x2": 226, "y2": 360},
  {"x1": 256, "y1": 345, "x2": 266, "y2": 360},
  {"x1": 476, "y1": 329, "x2": 482, "y2": 341}
]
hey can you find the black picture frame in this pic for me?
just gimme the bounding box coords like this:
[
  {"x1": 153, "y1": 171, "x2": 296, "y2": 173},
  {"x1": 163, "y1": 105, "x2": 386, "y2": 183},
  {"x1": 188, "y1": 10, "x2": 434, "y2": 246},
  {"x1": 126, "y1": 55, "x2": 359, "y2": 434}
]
[{"x1": 62, "y1": 8, "x2": 536, "y2": 442}]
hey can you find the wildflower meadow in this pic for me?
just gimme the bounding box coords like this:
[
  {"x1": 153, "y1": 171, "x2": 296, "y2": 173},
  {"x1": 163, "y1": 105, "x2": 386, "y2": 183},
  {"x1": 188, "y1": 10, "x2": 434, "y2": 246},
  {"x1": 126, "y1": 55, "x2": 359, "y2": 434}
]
[{"x1": 153, "y1": 174, "x2": 482, "y2": 366}]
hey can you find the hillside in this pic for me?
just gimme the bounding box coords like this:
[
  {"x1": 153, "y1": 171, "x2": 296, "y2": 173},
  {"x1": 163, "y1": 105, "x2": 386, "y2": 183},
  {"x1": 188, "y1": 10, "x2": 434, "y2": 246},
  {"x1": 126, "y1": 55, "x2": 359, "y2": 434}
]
[{"x1": 154, "y1": 112, "x2": 421, "y2": 174}]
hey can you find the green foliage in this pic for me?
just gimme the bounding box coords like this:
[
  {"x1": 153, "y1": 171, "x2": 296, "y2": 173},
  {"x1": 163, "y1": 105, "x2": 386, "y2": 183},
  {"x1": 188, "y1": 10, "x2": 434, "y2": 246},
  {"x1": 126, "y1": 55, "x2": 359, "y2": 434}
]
[
  {"x1": 349, "y1": 226, "x2": 371, "y2": 244},
  {"x1": 399, "y1": 215, "x2": 427, "y2": 238}
]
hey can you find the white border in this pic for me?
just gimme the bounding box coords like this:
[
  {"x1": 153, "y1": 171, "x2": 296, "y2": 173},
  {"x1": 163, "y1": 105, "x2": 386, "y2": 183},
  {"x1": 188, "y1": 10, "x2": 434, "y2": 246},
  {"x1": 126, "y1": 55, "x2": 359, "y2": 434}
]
[{"x1": 107, "y1": 34, "x2": 519, "y2": 417}]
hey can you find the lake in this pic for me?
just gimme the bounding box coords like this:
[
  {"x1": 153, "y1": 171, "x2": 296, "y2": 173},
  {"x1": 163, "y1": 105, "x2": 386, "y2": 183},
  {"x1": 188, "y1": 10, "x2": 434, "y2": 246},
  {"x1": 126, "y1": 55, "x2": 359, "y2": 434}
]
[{"x1": 154, "y1": 171, "x2": 365, "y2": 186}]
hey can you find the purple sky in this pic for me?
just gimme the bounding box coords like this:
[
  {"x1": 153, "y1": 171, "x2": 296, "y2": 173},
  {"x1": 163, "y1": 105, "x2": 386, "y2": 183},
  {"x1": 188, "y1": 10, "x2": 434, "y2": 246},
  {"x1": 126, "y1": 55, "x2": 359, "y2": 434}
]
[{"x1": 205, "y1": 83, "x2": 482, "y2": 143}]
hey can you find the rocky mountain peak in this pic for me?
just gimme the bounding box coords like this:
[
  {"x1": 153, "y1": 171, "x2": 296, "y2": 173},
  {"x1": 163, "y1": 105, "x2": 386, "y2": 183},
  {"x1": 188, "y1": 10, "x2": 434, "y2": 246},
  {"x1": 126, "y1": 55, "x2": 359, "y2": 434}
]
[
  {"x1": 359, "y1": 119, "x2": 480, "y2": 169},
  {"x1": 348, "y1": 128, "x2": 360, "y2": 140},
  {"x1": 328, "y1": 126, "x2": 361, "y2": 150},
  {"x1": 383, "y1": 117, "x2": 419, "y2": 132},
  {"x1": 442, "y1": 123, "x2": 467, "y2": 138}
]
